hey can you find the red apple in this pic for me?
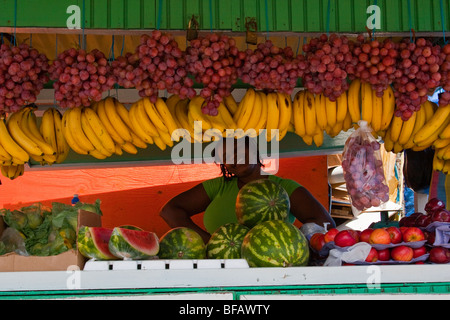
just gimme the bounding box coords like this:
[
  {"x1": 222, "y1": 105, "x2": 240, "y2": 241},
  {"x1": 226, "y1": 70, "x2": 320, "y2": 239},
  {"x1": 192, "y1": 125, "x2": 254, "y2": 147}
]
[
  {"x1": 365, "y1": 247, "x2": 379, "y2": 262},
  {"x1": 425, "y1": 198, "x2": 445, "y2": 214},
  {"x1": 369, "y1": 228, "x2": 391, "y2": 245},
  {"x1": 412, "y1": 246, "x2": 427, "y2": 258},
  {"x1": 386, "y1": 226, "x2": 402, "y2": 244},
  {"x1": 377, "y1": 248, "x2": 391, "y2": 261},
  {"x1": 425, "y1": 230, "x2": 436, "y2": 245},
  {"x1": 360, "y1": 228, "x2": 374, "y2": 243},
  {"x1": 309, "y1": 233, "x2": 326, "y2": 251},
  {"x1": 429, "y1": 247, "x2": 450, "y2": 264},
  {"x1": 334, "y1": 230, "x2": 358, "y2": 247},
  {"x1": 431, "y1": 209, "x2": 450, "y2": 223},
  {"x1": 399, "y1": 216, "x2": 416, "y2": 227},
  {"x1": 402, "y1": 227, "x2": 425, "y2": 242},
  {"x1": 324, "y1": 228, "x2": 339, "y2": 243},
  {"x1": 391, "y1": 245, "x2": 414, "y2": 262},
  {"x1": 348, "y1": 230, "x2": 360, "y2": 243},
  {"x1": 415, "y1": 213, "x2": 432, "y2": 228}
]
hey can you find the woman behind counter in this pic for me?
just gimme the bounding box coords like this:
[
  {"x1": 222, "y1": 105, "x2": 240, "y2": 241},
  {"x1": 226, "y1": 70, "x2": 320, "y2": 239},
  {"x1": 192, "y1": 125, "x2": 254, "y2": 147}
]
[{"x1": 159, "y1": 135, "x2": 335, "y2": 243}]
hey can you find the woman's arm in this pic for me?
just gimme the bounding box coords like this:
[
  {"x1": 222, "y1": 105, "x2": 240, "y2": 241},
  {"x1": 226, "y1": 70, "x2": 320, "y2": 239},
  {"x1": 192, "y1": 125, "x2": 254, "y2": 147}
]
[
  {"x1": 159, "y1": 182, "x2": 212, "y2": 243},
  {"x1": 289, "y1": 186, "x2": 336, "y2": 228}
]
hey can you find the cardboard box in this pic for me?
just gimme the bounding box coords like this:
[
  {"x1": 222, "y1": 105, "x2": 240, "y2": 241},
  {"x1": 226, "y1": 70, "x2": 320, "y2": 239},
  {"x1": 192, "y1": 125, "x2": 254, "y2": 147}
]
[{"x1": 0, "y1": 209, "x2": 101, "y2": 272}]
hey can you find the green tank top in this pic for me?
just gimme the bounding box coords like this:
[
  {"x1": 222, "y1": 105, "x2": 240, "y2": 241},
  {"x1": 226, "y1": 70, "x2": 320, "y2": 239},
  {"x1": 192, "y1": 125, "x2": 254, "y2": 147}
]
[{"x1": 202, "y1": 175, "x2": 301, "y2": 234}]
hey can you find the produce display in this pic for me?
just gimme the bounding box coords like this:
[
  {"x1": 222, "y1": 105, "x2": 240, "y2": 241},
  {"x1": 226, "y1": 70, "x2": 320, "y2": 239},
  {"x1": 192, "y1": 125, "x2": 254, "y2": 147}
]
[{"x1": 309, "y1": 197, "x2": 450, "y2": 265}]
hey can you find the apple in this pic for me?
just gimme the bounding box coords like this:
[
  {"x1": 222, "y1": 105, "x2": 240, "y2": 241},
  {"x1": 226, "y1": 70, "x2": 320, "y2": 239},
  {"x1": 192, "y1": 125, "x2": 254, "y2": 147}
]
[
  {"x1": 377, "y1": 248, "x2": 391, "y2": 261},
  {"x1": 334, "y1": 230, "x2": 358, "y2": 247},
  {"x1": 324, "y1": 228, "x2": 339, "y2": 243},
  {"x1": 369, "y1": 228, "x2": 391, "y2": 245},
  {"x1": 399, "y1": 216, "x2": 416, "y2": 227},
  {"x1": 412, "y1": 246, "x2": 427, "y2": 258},
  {"x1": 360, "y1": 228, "x2": 374, "y2": 243},
  {"x1": 386, "y1": 226, "x2": 402, "y2": 244},
  {"x1": 425, "y1": 198, "x2": 445, "y2": 214},
  {"x1": 415, "y1": 213, "x2": 432, "y2": 228},
  {"x1": 402, "y1": 227, "x2": 425, "y2": 242},
  {"x1": 391, "y1": 245, "x2": 414, "y2": 262},
  {"x1": 424, "y1": 230, "x2": 436, "y2": 245},
  {"x1": 429, "y1": 247, "x2": 450, "y2": 264},
  {"x1": 309, "y1": 233, "x2": 326, "y2": 251},
  {"x1": 431, "y1": 209, "x2": 450, "y2": 223},
  {"x1": 348, "y1": 230, "x2": 360, "y2": 243},
  {"x1": 365, "y1": 247, "x2": 379, "y2": 262}
]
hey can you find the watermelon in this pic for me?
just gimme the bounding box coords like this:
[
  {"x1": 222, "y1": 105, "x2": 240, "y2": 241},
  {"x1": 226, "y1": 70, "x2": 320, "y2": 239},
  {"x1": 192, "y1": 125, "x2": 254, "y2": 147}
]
[
  {"x1": 118, "y1": 225, "x2": 143, "y2": 231},
  {"x1": 236, "y1": 179, "x2": 290, "y2": 228},
  {"x1": 77, "y1": 226, "x2": 117, "y2": 260},
  {"x1": 206, "y1": 223, "x2": 249, "y2": 259},
  {"x1": 158, "y1": 227, "x2": 206, "y2": 259},
  {"x1": 241, "y1": 220, "x2": 310, "y2": 267},
  {"x1": 108, "y1": 227, "x2": 159, "y2": 260}
]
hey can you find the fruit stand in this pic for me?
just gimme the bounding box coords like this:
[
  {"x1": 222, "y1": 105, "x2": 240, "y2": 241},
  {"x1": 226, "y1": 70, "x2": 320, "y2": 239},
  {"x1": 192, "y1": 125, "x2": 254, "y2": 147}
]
[{"x1": 0, "y1": 0, "x2": 450, "y2": 301}]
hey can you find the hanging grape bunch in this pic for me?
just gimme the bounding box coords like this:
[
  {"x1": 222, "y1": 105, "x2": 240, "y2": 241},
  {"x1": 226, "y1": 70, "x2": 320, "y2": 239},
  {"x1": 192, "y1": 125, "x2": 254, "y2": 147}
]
[
  {"x1": 111, "y1": 52, "x2": 144, "y2": 89},
  {"x1": 301, "y1": 34, "x2": 353, "y2": 101},
  {"x1": 0, "y1": 43, "x2": 49, "y2": 113},
  {"x1": 134, "y1": 30, "x2": 196, "y2": 102},
  {"x1": 185, "y1": 33, "x2": 244, "y2": 115},
  {"x1": 347, "y1": 35, "x2": 399, "y2": 97},
  {"x1": 49, "y1": 48, "x2": 115, "y2": 108},
  {"x1": 392, "y1": 38, "x2": 444, "y2": 120},
  {"x1": 437, "y1": 43, "x2": 450, "y2": 106},
  {"x1": 238, "y1": 40, "x2": 300, "y2": 95}
]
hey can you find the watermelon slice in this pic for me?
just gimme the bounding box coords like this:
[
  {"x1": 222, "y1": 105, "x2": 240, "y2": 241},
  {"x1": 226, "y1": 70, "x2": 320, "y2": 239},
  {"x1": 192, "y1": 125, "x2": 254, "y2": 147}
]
[
  {"x1": 77, "y1": 226, "x2": 118, "y2": 260},
  {"x1": 108, "y1": 227, "x2": 159, "y2": 260}
]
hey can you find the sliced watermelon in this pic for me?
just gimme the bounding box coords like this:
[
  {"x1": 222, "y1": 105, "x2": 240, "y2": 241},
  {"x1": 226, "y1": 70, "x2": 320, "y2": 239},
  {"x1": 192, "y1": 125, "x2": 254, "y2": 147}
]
[
  {"x1": 108, "y1": 227, "x2": 159, "y2": 260},
  {"x1": 77, "y1": 226, "x2": 118, "y2": 260}
]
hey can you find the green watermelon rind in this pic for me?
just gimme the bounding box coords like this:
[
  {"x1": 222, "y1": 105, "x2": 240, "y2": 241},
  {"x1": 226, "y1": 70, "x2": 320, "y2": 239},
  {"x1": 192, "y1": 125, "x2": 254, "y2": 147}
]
[
  {"x1": 206, "y1": 223, "x2": 250, "y2": 259},
  {"x1": 77, "y1": 226, "x2": 117, "y2": 260},
  {"x1": 236, "y1": 179, "x2": 290, "y2": 229},
  {"x1": 108, "y1": 227, "x2": 159, "y2": 260},
  {"x1": 241, "y1": 220, "x2": 310, "y2": 268},
  {"x1": 158, "y1": 227, "x2": 206, "y2": 259}
]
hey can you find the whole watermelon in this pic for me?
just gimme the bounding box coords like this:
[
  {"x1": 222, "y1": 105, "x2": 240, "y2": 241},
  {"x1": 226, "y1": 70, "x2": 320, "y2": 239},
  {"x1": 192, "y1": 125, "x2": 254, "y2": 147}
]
[
  {"x1": 236, "y1": 179, "x2": 290, "y2": 228},
  {"x1": 206, "y1": 223, "x2": 250, "y2": 259},
  {"x1": 77, "y1": 226, "x2": 118, "y2": 260},
  {"x1": 158, "y1": 227, "x2": 206, "y2": 259},
  {"x1": 108, "y1": 227, "x2": 159, "y2": 260},
  {"x1": 241, "y1": 220, "x2": 309, "y2": 267}
]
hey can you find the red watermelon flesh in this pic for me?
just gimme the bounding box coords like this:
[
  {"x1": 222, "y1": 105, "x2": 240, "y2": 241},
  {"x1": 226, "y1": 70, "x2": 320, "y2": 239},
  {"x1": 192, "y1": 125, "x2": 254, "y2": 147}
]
[
  {"x1": 108, "y1": 228, "x2": 160, "y2": 259},
  {"x1": 77, "y1": 226, "x2": 117, "y2": 260},
  {"x1": 92, "y1": 228, "x2": 115, "y2": 257}
]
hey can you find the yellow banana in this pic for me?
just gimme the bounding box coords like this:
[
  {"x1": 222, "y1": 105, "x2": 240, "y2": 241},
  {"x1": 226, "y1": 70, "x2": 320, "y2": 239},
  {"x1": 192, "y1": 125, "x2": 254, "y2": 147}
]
[
  {"x1": 371, "y1": 90, "x2": 383, "y2": 132},
  {"x1": 380, "y1": 85, "x2": 395, "y2": 131},
  {"x1": 433, "y1": 152, "x2": 445, "y2": 171},
  {"x1": 336, "y1": 91, "x2": 348, "y2": 124},
  {"x1": 361, "y1": 82, "x2": 373, "y2": 125},
  {"x1": 253, "y1": 92, "x2": 268, "y2": 133},
  {"x1": 443, "y1": 160, "x2": 450, "y2": 173},
  {"x1": 114, "y1": 143, "x2": 123, "y2": 156},
  {"x1": 53, "y1": 109, "x2": 69, "y2": 163},
  {"x1": 143, "y1": 97, "x2": 169, "y2": 133},
  {"x1": 383, "y1": 127, "x2": 394, "y2": 152},
  {"x1": 439, "y1": 122, "x2": 450, "y2": 140},
  {"x1": 302, "y1": 135, "x2": 313, "y2": 146},
  {"x1": 314, "y1": 93, "x2": 327, "y2": 130},
  {"x1": 165, "y1": 94, "x2": 181, "y2": 122},
  {"x1": 437, "y1": 144, "x2": 450, "y2": 159},
  {"x1": 120, "y1": 141, "x2": 138, "y2": 155},
  {"x1": 68, "y1": 106, "x2": 95, "y2": 152},
  {"x1": 413, "y1": 104, "x2": 450, "y2": 145},
  {"x1": 342, "y1": 110, "x2": 353, "y2": 132},
  {"x1": 97, "y1": 99, "x2": 126, "y2": 145},
  {"x1": 83, "y1": 106, "x2": 116, "y2": 154},
  {"x1": 423, "y1": 100, "x2": 436, "y2": 122},
  {"x1": 265, "y1": 92, "x2": 280, "y2": 142},
  {"x1": 7, "y1": 111, "x2": 44, "y2": 157},
  {"x1": 389, "y1": 115, "x2": 404, "y2": 143},
  {"x1": 393, "y1": 142, "x2": 404, "y2": 154},
  {"x1": 174, "y1": 99, "x2": 195, "y2": 142},
  {"x1": 115, "y1": 100, "x2": 134, "y2": 129},
  {"x1": 403, "y1": 103, "x2": 427, "y2": 150},
  {"x1": 243, "y1": 91, "x2": 262, "y2": 133},
  {"x1": 330, "y1": 121, "x2": 344, "y2": 138},
  {"x1": 223, "y1": 94, "x2": 239, "y2": 115},
  {"x1": 155, "y1": 97, "x2": 180, "y2": 140},
  {"x1": 313, "y1": 127, "x2": 324, "y2": 147},
  {"x1": 104, "y1": 97, "x2": 133, "y2": 142},
  {"x1": 434, "y1": 138, "x2": 450, "y2": 149},
  {"x1": 415, "y1": 116, "x2": 450, "y2": 148},
  {"x1": 80, "y1": 110, "x2": 113, "y2": 157},
  {"x1": 40, "y1": 108, "x2": 58, "y2": 154},
  {"x1": 304, "y1": 91, "x2": 317, "y2": 136},
  {"x1": 89, "y1": 149, "x2": 108, "y2": 160},
  {"x1": 130, "y1": 131, "x2": 148, "y2": 149},
  {"x1": 325, "y1": 95, "x2": 337, "y2": 129},
  {"x1": 21, "y1": 108, "x2": 56, "y2": 156},
  {"x1": 293, "y1": 90, "x2": 306, "y2": 137},
  {"x1": 153, "y1": 135, "x2": 167, "y2": 151},
  {"x1": 0, "y1": 142, "x2": 12, "y2": 161},
  {"x1": 188, "y1": 95, "x2": 212, "y2": 131},
  {"x1": 347, "y1": 79, "x2": 361, "y2": 124},
  {"x1": 397, "y1": 110, "x2": 417, "y2": 145},
  {"x1": 235, "y1": 88, "x2": 256, "y2": 130},
  {"x1": 132, "y1": 100, "x2": 159, "y2": 140},
  {"x1": 61, "y1": 109, "x2": 88, "y2": 155},
  {"x1": 218, "y1": 101, "x2": 238, "y2": 130},
  {"x1": 277, "y1": 93, "x2": 292, "y2": 139}
]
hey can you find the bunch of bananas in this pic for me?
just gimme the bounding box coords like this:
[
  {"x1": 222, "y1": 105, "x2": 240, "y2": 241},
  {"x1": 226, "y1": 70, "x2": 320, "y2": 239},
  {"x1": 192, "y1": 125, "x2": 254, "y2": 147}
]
[{"x1": 0, "y1": 105, "x2": 69, "y2": 179}]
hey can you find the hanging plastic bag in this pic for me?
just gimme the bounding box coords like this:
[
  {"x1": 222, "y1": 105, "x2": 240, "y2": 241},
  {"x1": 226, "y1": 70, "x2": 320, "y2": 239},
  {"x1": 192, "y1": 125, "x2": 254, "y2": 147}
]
[{"x1": 341, "y1": 120, "x2": 390, "y2": 212}]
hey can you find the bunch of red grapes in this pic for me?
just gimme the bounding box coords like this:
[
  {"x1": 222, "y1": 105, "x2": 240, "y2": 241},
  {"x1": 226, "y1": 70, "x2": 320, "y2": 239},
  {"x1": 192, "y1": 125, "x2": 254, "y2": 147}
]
[
  {"x1": 131, "y1": 30, "x2": 196, "y2": 102},
  {"x1": 237, "y1": 40, "x2": 301, "y2": 95},
  {"x1": 347, "y1": 35, "x2": 399, "y2": 97},
  {"x1": 392, "y1": 38, "x2": 444, "y2": 120},
  {"x1": 437, "y1": 43, "x2": 450, "y2": 106},
  {"x1": 0, "y1": 43, "x2": 49, "y2": 113},
  {"x1": 111, "y1": 52, "x2": 142, "y2": 89},
  {"x1": 185, "y1": 33, "x2": 244, "y2": 115},
  {"x1": 49, "y1": 48, "x2": 115, "y2": 108},
  {"x1": 301, "y1": 34, "x2": 353, "y2": 101}
]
